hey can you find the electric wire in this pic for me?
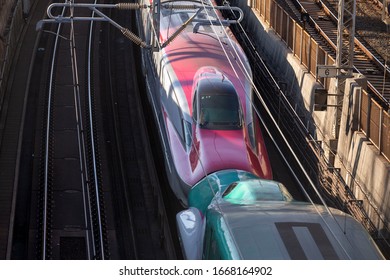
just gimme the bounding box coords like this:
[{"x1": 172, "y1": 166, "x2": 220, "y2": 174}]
[
  {"x1": 87, "y1": 0, "x2": 106, "y2": 260},
  {"x1": 69, "y1": 0, "x2": 96, "y2": 259},
  {"x1": 146, "y1": 0, "x2": 386, "y2": 258},
  {"x1": 162, "y1": 0, "x2": 355, "y2": 258},
  {"x1": 42, "y1": 0, "x2": 106, "y2": 259},
  {"x1": 202, "y1": 0, "x2": 354, "y2": 258},
  {"x1": 222, "y1": 1, "x2": 390, "y2": 250}
]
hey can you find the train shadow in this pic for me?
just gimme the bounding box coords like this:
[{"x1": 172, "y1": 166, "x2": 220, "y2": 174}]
[{"x1": 226, "y1": 1, "x2": 334, "y2": 207}]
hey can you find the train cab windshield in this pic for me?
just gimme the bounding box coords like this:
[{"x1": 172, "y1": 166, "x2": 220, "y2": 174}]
[
  {"x1": 194, "y1": 80, "x2": 242, "y2": 130},
  {"x1": 222, "y1": 179, "x2": 293, "y2": 204}
]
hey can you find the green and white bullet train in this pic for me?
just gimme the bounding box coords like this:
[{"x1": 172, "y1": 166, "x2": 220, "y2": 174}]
[{"x1": 176, "y1": 170, "x2": 385, "y2": 260}]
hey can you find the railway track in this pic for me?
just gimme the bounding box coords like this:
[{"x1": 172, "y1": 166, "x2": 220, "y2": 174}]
[
  {"x1": 3, "y1": 0, "x2": 386, "y2": 259},
  {"x1": 224, "y1": 1, "x2": 390, "y2": 257},
  {"x1": 30, "y1": 0, "x2": 175, "y2": 259},
  {"x1": 33, "y1": 0, "x2": 110, "y2": 259},
  {"x1": 331, "y1": 0, "x2": 389, "y2": 65},
  {"x1": 289, "y1": 0, "x2": 390, "y2": 107},
  {"x1": 99, "y1": 3, "x2": 178, "y2": 259},
  {"x1": 0, "y1": 0, "x2": 177, "y2": 260}
]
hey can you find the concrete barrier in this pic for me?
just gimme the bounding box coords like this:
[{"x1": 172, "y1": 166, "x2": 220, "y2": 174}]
[
  {"x1": 232, "y1": 0, "x2": 389, "y2": 237},
  {"x1": 337, "y1": 78, "x2": 390, "y2": 235}
]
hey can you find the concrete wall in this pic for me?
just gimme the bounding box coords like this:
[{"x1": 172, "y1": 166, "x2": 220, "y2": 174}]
[
  {"x1": 234, "y1": 1, "x2": 336, "y2": 145},
  {"x1": 337, "y1": 78, "x2": 390, "y2": 234},
  {"x1": 233, "y1": 1, "x2": 389, "y2": 234}
]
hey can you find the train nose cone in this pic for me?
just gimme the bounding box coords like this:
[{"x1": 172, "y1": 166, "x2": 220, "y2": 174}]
[{"x1": 198, "y1": 129, "x2": 250, "y2": 172}]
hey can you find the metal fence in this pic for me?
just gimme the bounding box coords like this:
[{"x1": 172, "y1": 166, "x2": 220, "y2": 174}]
[
  {"x1": 249, "y1": 0, "x2": 389, "y2": 161},
  {"x1": 360, "y1": 91, "x2": 390, "y2": 160},
  {"x1": 240, "y1": 0, "x2": 390, "y2": 253}
]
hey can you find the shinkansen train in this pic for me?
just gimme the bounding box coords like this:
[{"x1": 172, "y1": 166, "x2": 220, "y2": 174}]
[
  {"x1": 139, "y1": 1, "x2": 385, "y2": 259},
  {"x1": 140, "y1": 0, "x2": 272, "y2": 205},
  {"x1": 176, "y1": 170, "x2": 385, "y2": 259}
]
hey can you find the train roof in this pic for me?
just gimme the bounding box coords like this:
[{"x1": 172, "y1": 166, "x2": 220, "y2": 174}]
[
  {"x1": 159, "y1": 0, "x2": 252, "y2": 114},
  {"x1": 180, "y1": 172, "x2": 384, "y2": 259},
  {"x1": 208, "y1": 200, "x2": 385, "y2": 259}
]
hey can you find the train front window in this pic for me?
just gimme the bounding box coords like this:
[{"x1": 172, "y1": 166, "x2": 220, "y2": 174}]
[
  {"x1": 223, "y1": 179, "x2": 294, "y2": 203},
  {"x1": 199, "y1": 93, "x2": 241, "y2": 130}
]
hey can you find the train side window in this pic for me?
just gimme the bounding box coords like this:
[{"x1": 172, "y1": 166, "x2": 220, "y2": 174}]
[
  {"x1": 193, "y1": 90, "x2": 198, "y2": 122},
  {"x1": 183, "y1": 120, "x2": 192, "y2": 147},
  {"x1": 247, "y1": 122, "x2": 257, "y2": 153}
]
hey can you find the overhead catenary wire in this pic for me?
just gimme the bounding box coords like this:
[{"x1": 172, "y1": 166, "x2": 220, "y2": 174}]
[
  {"x1": 43, "y1": 0, "x2": 67, "y2": 261},
  {"x1": 68, "y1": 1, "x2": 94, "y2": 260},
  {"x1": 42, "y1": 0, "x2": 108, "y2": 259},
  {"x1": 196, "y1": 0, "x2": 355, "y2": 258},
  {"x1": 221, "y1": 1, "x2": 389, "y2": 250},
  {"x1": 155, "y1": 0, "x2": 332, "y2": 209},
  {"x1": 219, "y1": 0, "x2": 390, "y2": 255},
  {"x1": 87, "y1": 0, "x2": 107, "y2": 260},
  {"x1": 141, "y1": 0, "x2": 385, "y2": 257}
]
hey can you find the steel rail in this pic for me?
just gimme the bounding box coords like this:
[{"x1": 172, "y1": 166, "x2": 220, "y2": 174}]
[
  {"x1": 42, "y1": 4, "x2": 67, "y2": 261},
  {"x1": 42, "y1": 0, "x2": 105, "y2": 259},
  {"x1": 310, "y1": 0, "x2": 389, "y2": 73},
  {"x1": 105, "y1": 12, "x2": 140, "y2": 258},
  {"x1": 68, "y1": 2, "x2": 95, "y2": 260},
  {"x1": 68, "y1": 0, "x2": 106, "y2": 259},
  {"x1": 87, "y1": 0, "x2": 106, "y2": 259},
  {"x1": 226, "y1": 0, "x2": 389, "y2": 251},
  {"x1": 296, "y1": 0, "x2": 390, "y2": 106}
]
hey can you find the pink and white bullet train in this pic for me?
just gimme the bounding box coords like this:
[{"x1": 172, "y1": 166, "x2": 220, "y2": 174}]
[
  {"x1": 140, "y1": 0, "x2": 272, "y2": 205},
  {"x1": 138, "y1": 1, "x2": 385, "y2": 259}
]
